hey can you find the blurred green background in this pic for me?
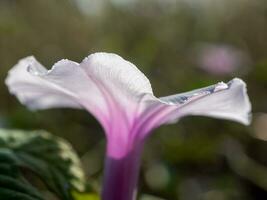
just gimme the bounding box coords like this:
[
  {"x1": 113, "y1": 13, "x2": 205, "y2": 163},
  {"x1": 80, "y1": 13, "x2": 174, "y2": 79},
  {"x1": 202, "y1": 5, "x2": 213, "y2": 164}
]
[{"x1": 1, "y1": 0, "x2": 267, "y2": 199}]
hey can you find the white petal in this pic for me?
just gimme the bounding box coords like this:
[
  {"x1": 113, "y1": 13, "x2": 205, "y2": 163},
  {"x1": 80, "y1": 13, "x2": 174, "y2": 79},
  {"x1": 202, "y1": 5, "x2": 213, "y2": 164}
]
[
  {"x1": 6, "y1": 56, "x2": 82, "y2": 110},
  {"x1": 158, "y1": 78, "x2": 251, "y2": 125},
  {"x1": 6, "y1": 53, "x2": 153, "y2": 134},
  {"x1": 80, "y1": 53, "x2": 153, "y2": 105},
  {"x1": 79, "y1": 53, "x2": 153, "y2": 130},
  {"x1": 135, "y1": 78, "x2": 251, "y2": 136}
]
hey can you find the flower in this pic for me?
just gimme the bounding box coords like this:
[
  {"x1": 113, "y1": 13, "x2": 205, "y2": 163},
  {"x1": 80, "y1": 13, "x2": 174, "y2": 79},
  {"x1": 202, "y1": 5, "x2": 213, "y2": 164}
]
[
  {"x1": 196, "y1": 44, "x2": 250, "y2": 76},
  {"x1": 6, "y1": 52, "x2": 251, "y2": 200}
]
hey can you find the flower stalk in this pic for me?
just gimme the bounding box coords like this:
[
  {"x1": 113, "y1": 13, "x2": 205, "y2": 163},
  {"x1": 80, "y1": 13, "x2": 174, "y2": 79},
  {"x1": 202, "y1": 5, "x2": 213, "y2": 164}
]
[{"x1": 102, "y1": 142, "x2": 143, "y2": 200}]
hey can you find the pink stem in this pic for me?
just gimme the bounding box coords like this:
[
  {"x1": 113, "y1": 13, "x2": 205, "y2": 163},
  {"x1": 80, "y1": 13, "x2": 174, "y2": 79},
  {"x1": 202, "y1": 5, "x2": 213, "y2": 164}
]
[{"x1": 101, "y1": 143, "x2": 143, "y2": 200}]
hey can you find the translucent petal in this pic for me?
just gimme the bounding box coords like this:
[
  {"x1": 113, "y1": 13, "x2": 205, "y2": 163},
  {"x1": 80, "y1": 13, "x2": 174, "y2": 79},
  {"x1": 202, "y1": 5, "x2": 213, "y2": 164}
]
[
  {"x1": 6, "y1": 53, "x2": 153, "y2": 138},
  {"x1": 160, "y1": 78, "x2": 251, "y2": 125},
  {"x1": 6, "y1": 56, "x2": 82, "y2": 110},
  {"x1": 137, "y1": 78, "x2": 251, "y2": 136}
]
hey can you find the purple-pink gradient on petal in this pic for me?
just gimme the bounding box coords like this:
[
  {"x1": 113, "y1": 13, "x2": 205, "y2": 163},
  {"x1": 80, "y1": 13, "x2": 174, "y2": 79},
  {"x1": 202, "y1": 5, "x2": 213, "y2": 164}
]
[{"x1": 5, "y1": 52, "x2": 251, "y2": 200}]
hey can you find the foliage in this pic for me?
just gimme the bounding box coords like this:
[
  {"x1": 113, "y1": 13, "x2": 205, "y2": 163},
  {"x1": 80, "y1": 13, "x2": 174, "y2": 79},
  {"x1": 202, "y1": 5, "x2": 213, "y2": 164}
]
[
  {"x1": 72, "y1": 191, "x2": 100, "y2": 200},
  {"x1": 0, "y1": 152, "x2": 44, "y2": 200},
  {"x1": 0, "y1": 129, "x2": 86, "y2": 200}
]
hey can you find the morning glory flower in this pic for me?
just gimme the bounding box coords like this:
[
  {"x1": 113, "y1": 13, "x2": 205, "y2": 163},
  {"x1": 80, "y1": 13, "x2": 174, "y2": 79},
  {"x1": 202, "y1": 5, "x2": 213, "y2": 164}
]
[{"x1": 6, "y1": 52, "x2": 251, "y2": 200}]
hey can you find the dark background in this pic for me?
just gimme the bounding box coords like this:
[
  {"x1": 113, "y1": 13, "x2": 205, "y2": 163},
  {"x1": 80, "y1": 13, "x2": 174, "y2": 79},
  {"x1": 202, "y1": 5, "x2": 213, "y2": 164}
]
[{"x1": 1, "y1": 0, "x2": 267, "y2": 199}]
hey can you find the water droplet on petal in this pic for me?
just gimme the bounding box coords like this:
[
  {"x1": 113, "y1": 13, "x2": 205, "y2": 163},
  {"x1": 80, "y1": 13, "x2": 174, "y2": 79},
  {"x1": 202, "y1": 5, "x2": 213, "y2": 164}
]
[
  {"x1": 27, "y1": 65, "x2": 46, "y2": 76},
  {"x1": 178, "y1": 96, "x2": 188, "y2": 103},
  {"x1": 214, "y1": 82, "x2": 228, "y2": 92}
]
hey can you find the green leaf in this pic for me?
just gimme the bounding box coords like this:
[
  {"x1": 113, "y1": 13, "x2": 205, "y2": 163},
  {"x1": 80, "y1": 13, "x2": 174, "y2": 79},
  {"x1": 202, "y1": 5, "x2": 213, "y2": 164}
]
[
  {"x1": 0, "y1": 129, "x2": 86, "y2": 200},
  {"x1": 72, "y1": 191, "x2": 100, "y2": 200},
  {"x1": 0, "y1": 150, "x2": 44, "y2": 200}
]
